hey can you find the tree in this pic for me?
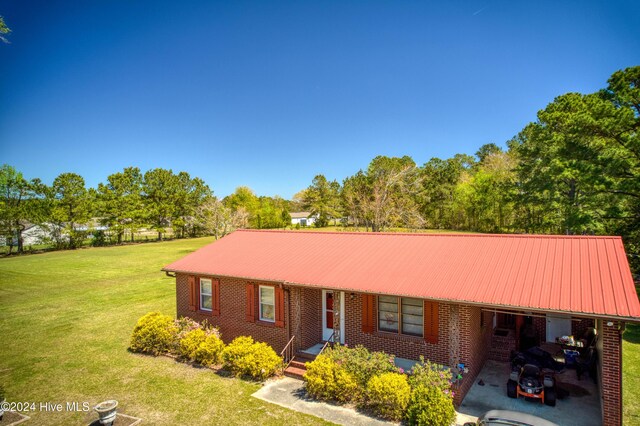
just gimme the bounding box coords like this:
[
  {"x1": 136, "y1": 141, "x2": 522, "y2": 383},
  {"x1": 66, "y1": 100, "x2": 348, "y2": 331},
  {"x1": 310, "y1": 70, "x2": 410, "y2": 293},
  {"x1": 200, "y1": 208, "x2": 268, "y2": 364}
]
[
  {"x1": 172, "y1": 172, "x2": 212, "y2": 238},
  {"x1": 342, "y1": 170, "x2": 370, "y2": 229},
  {"x1": 366, "y1": 156, "x2": 422, "y2": 232},
  {"x1": 0, "y1": 165, "x2": 36, "y2": 253},
  {"x1": 96, "y1": 167, "x2": 143, "y2": 244},
  {"x1": 223, "y1": 187, "x2": 260, "y2": 228},
  {"x1": 475, "y1": 143, "x2": 503, "y2": 163},
  {"x1": 419, "y1": 155, "x2": 472, "y2": 229},
  {"x1": 0, "y1": 16, "x2": 10, "y2": 44},
  {"x1": 142, "y1": 168, "x2": 180, "y2": 240},
  {"x1": 51, "y1": 172, "x2": 91, "y2": 248},
  {"x1": 194, "y1": 196, "x2": 233, "y2": 239},
  {"x1": 301, "y1": 175, "x2": 341, "y2": 227}
]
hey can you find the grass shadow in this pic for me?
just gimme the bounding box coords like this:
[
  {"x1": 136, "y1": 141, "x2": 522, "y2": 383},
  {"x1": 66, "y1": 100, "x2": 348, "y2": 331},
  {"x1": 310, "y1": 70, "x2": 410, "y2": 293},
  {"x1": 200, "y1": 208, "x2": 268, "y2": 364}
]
[{"x1": 624, "y1": 323, "x2": 640, "y2": 344}]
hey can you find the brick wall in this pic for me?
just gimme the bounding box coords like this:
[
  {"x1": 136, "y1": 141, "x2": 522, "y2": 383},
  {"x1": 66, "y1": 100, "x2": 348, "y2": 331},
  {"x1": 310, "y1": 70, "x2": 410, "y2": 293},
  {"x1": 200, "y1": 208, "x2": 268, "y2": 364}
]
[
  {"x1": 573, "y1": 317, "x2": 595, "y2": 339},
  {"x1": 298, "y1": 287, "x2": 322, "y2": 350},
  {"x1": 454, "y1": 306, "x2": 492, "y2": 404},
  {"x1": 175, "y1": 273, "x2": 289, "y2": 352},
  {"x1": 343, "y1": 293, "x2": 451, "y2": 365},
  {"x1": 600, "y1": 320, "x2": 623, "y2": 426}
]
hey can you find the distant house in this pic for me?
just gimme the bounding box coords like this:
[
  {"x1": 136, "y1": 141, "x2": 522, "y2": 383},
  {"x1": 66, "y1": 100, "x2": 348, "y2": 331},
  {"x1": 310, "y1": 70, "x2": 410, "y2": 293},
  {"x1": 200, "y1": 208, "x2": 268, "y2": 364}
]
[
  {"x1": 1, "y1": 223, "x2": 56, "y2": 247},
  {"x1": 290, "y1": 212, "x2": 317, "y2": 227},
  {"x1": 164, "y1": 230, "x2": 640, "y2": 426}
]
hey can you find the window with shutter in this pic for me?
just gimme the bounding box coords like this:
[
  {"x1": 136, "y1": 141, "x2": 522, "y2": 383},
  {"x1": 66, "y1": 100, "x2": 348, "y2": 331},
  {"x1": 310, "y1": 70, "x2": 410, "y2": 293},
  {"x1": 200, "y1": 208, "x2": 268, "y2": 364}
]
[{"x1": 200, "y1": 278, "x2": 213, "y2": 312}]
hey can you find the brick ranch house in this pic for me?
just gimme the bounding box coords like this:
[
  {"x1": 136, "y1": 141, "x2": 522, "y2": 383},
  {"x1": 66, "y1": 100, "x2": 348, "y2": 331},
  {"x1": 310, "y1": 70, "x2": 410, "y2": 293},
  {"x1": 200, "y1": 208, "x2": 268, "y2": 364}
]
[{"x1": 163, "y1": 230, "x2": 640, "y2": 426}]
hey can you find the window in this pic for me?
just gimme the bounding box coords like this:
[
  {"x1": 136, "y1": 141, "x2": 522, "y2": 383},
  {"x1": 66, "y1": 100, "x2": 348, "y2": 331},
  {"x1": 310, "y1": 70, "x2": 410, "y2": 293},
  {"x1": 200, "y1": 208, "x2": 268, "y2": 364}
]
[
  {"x1": 259, "y1": 285, "x2": 275, "y2": 322},
  {"x1": 200, "y1": 278, "x2": 212, "y2": 311},
  {"x1": 378, "y1": 296, "x2": 423, "y2": 337},
  {"x1": 401, "y1": 298, "x2": 423, "y2": 336}
]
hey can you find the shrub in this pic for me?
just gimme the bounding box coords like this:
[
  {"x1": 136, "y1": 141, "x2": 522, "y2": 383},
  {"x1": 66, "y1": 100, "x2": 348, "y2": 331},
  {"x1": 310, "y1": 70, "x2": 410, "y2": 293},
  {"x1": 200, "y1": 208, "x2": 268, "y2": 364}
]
[
  {"x1": 222, "y1": 336, "x2": 281, "y2": 380},
  {"x1": 326, "y1": 345, "x2": 399, "y2": 399},
  {"x1": 366, "y1": 372, "x2": 410, "y2": 421},
  {"x1": 405, "y1": 384, "x2": 456, "y2": 426},
  {"x1": 179, "y1": 328, "x2": 208, "y2": 360},
  {"x1": 171, "y1": 317, "x2": 205, "y2": 354},
  {"x1": 193, "y1": 333, "x2": 225, "y2": 367},
  {"x1": 303, "y1": 354, "x2": 358, "y2": 403},
  {"x1": 408, "y1": 357, "x2": 453, "y2": 393},
  {"x1": 129, "y1": 312, "x2": 178, "y2": 355}
]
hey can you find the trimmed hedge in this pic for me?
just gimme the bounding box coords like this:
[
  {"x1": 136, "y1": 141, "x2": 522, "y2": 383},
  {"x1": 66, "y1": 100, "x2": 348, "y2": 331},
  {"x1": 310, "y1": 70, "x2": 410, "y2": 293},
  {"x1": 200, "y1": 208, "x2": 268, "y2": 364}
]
[
  {"x1": 130, "y1": 313, "x2": 278, "y2": 380},
  {"x1": 366, "y1": 372, "x2": 411, "y2": 421},
  {"x1": 304, "y1": 354, "x2": 358, "y2": 402},
  {"x1": 222, "y1": 336, "x2": 282, "y2": 380},
  {"x1": 405, "y1": 384, "x2": 456, "y2": 426},
  {"x1": 129, "y1": 312, "x2": 178, "y2": 355}
]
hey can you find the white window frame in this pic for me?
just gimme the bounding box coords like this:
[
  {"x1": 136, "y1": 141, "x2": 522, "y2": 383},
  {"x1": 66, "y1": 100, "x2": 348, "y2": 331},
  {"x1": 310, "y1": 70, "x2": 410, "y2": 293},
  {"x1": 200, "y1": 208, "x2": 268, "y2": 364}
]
[
  {"x1": 259, "y1": 285, "x2": 275, "y2": 322},
  {"x1": 200, "y1": 278, "x2": 212, "y2": 312}
]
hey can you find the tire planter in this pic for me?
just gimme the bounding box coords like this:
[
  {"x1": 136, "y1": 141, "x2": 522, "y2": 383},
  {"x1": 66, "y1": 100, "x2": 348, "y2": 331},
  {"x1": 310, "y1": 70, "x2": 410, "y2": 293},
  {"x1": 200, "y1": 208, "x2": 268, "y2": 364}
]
[{"x1": 94, "y1": 400, "x2": 118, "y2": 425}]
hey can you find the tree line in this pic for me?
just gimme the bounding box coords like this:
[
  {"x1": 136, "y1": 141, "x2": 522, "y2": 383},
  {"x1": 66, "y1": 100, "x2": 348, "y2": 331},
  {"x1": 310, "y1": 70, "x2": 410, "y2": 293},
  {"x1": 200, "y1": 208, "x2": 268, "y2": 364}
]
[
  {"x1": 0, "y1": 166, "x2": 293, "y2": 253},
  {"x1": 2, "y1": 66, "x2": 638, "y2": 270}
]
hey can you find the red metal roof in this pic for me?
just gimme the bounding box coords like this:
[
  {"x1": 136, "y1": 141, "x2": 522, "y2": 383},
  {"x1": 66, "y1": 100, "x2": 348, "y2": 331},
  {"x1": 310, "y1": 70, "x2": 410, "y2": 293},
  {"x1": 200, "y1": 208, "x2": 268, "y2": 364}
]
[{"x1": 164, "y1": 230, "x2": 640, "y2": 320}]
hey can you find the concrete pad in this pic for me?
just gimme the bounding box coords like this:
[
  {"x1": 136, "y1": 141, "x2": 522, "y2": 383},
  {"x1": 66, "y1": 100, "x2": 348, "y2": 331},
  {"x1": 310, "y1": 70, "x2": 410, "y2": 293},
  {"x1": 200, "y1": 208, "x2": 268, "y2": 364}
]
[
  {"x1": 301, "y1": 344, "x2": 324, "y2": 356},
  {"x1": 254, "y1": 377, "x2": 480, "y2": 426},
  {"x1": 458, "y1": 360, "x2": 601, "y2": 426},
  {"x1": 394, "y1": 356, "x2": 418, "y2": 373},
  {"x1": 253, "y1": 377, "x2": 393, "y2": 425}
]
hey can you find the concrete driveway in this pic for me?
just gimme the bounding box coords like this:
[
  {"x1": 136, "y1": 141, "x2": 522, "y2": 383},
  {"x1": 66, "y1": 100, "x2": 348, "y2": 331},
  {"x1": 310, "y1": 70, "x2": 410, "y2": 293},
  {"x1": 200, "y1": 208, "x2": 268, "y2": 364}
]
[{"x1": 458, "y1": 360, "x2": 601, "y2": 426}]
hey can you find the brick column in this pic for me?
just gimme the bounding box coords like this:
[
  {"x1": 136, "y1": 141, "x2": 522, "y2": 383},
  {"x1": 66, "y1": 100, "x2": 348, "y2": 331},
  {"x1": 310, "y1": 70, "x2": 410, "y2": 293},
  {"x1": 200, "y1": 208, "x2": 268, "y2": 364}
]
[
  {"x1": 333, "y1": 291, "x2": 342, "y2": 343},
  {"x1": 601, "y1": 320, "x2": 623, "y2": 426}
]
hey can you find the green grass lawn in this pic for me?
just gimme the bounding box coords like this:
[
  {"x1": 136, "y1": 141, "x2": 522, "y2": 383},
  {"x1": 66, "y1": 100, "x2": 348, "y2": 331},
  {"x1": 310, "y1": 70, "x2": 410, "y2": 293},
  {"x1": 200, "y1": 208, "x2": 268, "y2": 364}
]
[
  {"x1": 0, "y1": 238, "x2": 329, "y2": 425},
  {"x1": 1, "y1": 237, "x2": 638, "y2": 425},
  {"x1": 624, "y1": 322, "x2": 640, "y2": 425}
]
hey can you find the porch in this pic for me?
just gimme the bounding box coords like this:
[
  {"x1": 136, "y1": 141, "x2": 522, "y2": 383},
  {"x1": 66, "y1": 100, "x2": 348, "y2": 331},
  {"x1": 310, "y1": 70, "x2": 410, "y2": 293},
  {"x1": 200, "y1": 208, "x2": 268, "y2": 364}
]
[{"x1": 459, "y1": 360, "x2": 601, "y2": 426}]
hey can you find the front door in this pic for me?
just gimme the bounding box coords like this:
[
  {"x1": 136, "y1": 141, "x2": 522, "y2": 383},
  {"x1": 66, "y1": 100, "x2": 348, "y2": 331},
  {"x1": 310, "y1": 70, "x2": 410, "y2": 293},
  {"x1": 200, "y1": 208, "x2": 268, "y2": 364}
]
[{"x1": 322, "y1": 290, "x2": 334, "y2": 341}]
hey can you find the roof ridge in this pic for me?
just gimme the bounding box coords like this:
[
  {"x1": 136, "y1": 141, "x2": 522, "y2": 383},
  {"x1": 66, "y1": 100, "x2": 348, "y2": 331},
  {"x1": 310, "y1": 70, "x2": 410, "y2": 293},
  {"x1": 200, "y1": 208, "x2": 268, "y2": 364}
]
[{"x1": 234, "y1": 229, "x2": 622, "y2": 240}]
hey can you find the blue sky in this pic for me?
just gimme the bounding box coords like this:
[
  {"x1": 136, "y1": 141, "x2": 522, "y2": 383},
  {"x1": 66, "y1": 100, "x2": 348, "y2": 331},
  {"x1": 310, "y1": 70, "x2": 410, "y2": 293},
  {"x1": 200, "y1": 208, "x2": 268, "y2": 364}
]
[{"x1": 1, "y1": 1, "x2": 638, "y2": 198}]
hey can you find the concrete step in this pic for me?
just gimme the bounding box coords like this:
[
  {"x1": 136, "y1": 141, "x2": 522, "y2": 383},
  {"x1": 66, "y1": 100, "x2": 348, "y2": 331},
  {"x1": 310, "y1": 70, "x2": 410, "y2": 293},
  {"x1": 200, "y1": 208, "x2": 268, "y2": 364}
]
[
  {"x1": 289, "y1": 360, "x2": 307, "y2": 370},
  {"x1": 295, "y1": 351, "x2": 317, "y2": 361},
  {"x1": 284, "y1": 365, "x2": 306, "y2": 379}
]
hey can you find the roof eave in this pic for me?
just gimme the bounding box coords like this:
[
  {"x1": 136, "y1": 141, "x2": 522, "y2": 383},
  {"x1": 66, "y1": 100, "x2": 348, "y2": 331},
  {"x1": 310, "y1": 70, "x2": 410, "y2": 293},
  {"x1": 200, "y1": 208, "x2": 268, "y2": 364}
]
[{"x1": 162, "y1": 268, "x2": 640, "y2": 323}]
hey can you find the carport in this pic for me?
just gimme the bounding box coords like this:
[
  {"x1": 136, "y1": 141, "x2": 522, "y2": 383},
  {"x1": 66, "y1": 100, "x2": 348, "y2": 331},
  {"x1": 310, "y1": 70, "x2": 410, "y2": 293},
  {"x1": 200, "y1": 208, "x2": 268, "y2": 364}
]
[{"x1": 459, "y1": 359, "x2": 601, "y2": 426}]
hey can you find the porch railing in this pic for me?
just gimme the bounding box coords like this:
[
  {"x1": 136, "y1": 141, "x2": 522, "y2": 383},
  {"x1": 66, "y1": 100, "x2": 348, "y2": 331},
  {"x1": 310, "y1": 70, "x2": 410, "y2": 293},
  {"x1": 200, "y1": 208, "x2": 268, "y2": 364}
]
[
  {"x1": 318, "y1": 331, "x2": 336, "y2": 356},
  {"x1": 280, "y1": 335, "x2": 296, "y2": 373}
]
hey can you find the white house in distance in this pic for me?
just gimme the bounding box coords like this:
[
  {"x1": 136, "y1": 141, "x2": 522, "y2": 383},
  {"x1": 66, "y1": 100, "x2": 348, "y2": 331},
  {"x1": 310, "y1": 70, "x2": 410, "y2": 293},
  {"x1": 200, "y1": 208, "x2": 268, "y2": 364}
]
[{"x1": 290, "y1": 212, "x2": 317, "y2": 227}]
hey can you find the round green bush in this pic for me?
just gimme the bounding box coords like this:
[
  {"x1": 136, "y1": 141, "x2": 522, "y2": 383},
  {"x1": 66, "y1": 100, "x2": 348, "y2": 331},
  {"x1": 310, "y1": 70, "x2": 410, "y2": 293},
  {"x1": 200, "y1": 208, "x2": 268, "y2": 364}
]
[
  {"x1": 303, "y1": 354, "x2": 358, "y2": 403},
  {"x1": 221, "y1": 336, "x2": 281, "y2": 380},
  {"x1": 405, "y1": 384, "x2": 456, "y2": 426},
  {"x1": 193, "y1": 333, "x2": 225, "y2": 367},
  {"x1": 366, "y1": 372, "x2": 411, "y2": 421},
  {"x1": 129, "y1": 312, "x2": 178, "y2": 355},
  {"x1": 179, "y1": 328, "x2": 208, "y2": 360}
]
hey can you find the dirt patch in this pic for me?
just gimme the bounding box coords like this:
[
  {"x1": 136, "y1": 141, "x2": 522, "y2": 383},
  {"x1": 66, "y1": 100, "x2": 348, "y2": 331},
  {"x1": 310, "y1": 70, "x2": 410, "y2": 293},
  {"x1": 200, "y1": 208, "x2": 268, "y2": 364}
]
[
  {"x1": 0, "y1": 411, "x2": 30, "y2": 425},
  {"x1": 88, "y1": 413, "x2": 142, "y2": 426}
]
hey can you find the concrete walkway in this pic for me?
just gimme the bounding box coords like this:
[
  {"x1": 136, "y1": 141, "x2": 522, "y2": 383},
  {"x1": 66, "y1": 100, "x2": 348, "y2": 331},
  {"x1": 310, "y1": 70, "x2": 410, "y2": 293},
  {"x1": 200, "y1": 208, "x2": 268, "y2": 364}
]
[{"x1": 253, "y1": 377, "x2": 478, "y2": 426}]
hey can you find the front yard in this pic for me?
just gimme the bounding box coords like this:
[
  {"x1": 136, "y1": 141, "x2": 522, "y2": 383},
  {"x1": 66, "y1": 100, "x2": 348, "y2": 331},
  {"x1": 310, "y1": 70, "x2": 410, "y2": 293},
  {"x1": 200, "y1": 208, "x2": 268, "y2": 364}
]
[
  {"x1": 0, "y1": 237, "x2": 638, "y2": 425},
  {"x1": 0, "y1": 238, "x2": 328, "y2": 425}
]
